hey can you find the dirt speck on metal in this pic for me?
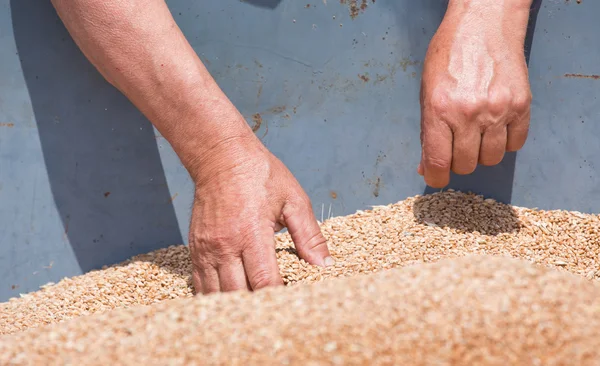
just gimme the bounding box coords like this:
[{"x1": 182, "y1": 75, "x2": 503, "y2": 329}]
[
  {"x1": 340, "y1": 0, "x2": 374, "y2": 19},
  {"x1": 564, "y1": 73, "x2": 599, "y2": 80},
  {"x1": 251, "y1": 113, "x2": 262, "y2": 132},
  {"x1": 268, "y1": 106, "x2": 287, "y2": 114}
]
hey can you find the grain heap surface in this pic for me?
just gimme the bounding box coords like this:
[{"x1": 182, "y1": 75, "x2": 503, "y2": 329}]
[
  {"x1": 1, "y1": 255, "x2": 600, "y2": 365},
  {"x1": 2, "y1": 191, "x2": 600, "y2": 335}
]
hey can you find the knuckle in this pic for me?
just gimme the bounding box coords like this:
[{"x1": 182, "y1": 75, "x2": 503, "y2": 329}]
[
  {"x1": 297, "y1": 193, "x2": 313, "y2": 210},
  {"x1": 488, "y1": 88, "x2": 511, "y2": 114},
  {"x1": 189, "y1": 228, "x2": 239, "y2": 262},
  {"x1": 512, "y1": 91, "x2": 532, "y2": 111},
  {"x1": 427, "y1": 89, "x2": 451, "y2": 115},
  {"x1": 248, "y1": 268, "x2": 275, "y2": 290},
  {"x1": 302, "y1": 231, "x2": 327, "y2": 252},
  {"x1": 458, "y1": 98, "x2": 483, "y2": 118},
  {"x1": 425, "y1": 156, "x2": 451, "y2": 172}
]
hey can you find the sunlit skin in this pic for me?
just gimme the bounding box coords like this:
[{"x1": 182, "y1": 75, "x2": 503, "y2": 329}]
[
  {"x1": 418, "y1": 0, "x2": 533, "y2": 187},
  {"x1": 51, "y1": 0, "x2": 533, "y2": 294}
]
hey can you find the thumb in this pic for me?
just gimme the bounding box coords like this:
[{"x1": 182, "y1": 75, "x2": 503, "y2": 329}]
[{"x1": 282, "y1": 196, "x2": 334, "y2": 268}]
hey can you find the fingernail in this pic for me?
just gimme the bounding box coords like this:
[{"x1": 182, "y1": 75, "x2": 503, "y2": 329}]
[{"x1": 324, "y1": 256, "x2": 335, "y2": 267}]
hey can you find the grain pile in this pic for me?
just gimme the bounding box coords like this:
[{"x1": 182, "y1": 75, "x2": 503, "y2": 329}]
[
  {"x1": 1, "y1": 191, "x2": 600, "y2": 334},
  {"x1": 1, "y1": 255, "x2": 600, "y2": 365}
]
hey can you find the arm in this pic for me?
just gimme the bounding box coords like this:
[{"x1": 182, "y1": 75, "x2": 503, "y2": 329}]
[
  {"x1": 419, "y1": 0, "x2": 534, "y2": 188},
  {"x1": 50, "y1": 0, "x2": 249, "y2": 177},
  {"x1": 51, "y1": 0, "x2": 333, "y2": 294}
]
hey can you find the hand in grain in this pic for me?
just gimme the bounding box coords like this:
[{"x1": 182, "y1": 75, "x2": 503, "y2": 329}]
[
  {"x1": 48, "y1": 0, "x2": 333, "y2": 295},
  {"x1": 418, "y1": 0, "x2": 533, "y2": 188},
  {"x1": 189, "y1": 135, "x2": 333, "y2": 294}
]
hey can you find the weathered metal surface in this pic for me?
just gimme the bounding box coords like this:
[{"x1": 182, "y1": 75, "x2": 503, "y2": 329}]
[{"x1": 0, "y1": 0, "x2": 598, "y2": 300}]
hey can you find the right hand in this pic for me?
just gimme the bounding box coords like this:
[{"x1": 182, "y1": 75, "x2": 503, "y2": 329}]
[
  {"x1": 187, "y1": 131, "x2": 334, "y2": 294},
  {"x1": 417, "y1": 0, "x2": 533, "y2": 188}
]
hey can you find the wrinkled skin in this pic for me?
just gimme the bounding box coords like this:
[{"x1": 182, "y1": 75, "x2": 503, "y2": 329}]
[
  {"x1": 418, "y1": 0, "x2": 533, "y2": 188},
  {"x1": 189, "y1": 134, "x2": 332, "y2": 293}
]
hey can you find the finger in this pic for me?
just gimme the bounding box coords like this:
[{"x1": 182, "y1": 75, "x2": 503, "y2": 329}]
[
  {"x1": 451, "y1": 127, "x2": 481, "y2": 175},
  {"x1": 282, "y1": 197, "x2": 333, "y2": 268},
  {"x1": 417, "y1": 119, "x2": 425, "y2": 176},
  {"x1": 191, "y1": 268, "x2": 202, "y2": 296},
  {"x1": 196, "y1": 264, "x2": 220, "y2": 295},
  {"x1": 421, "y1": 120, "x2": 453, "y2": 188},
  {"x1": 241, "y1": 227, "x2": 284, "y2": 291},
  {"x1": 506, "y1": 110, "x2": 530, "y2": 152},
  {"x1": 218, "y1": 257, "x2": 251, "y2": 292},
  {"x1": 479, "y1": 126, "x2": 507, "y2": 166}
]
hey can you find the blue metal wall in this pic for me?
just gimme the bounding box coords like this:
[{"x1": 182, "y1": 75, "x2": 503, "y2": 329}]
[{"x1": 0, "y1": 0, "x2": 598, "y2": 301}]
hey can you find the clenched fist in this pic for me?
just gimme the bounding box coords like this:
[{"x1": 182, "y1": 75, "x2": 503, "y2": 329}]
[{"x1": 418, "y1": 0, "x2": 533, "y2": 188}]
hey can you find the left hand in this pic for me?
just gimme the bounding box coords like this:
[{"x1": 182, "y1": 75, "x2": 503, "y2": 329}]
[{"x1": 418, "y1": 0, "x2": 533, "y2": 188}]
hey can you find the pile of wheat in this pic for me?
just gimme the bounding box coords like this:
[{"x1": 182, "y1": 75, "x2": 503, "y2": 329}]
[{"x1": 1, "y1": 191, "x2": 599, "y2": 364}]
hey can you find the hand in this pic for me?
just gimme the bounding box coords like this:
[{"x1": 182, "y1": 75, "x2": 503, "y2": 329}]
[
  {"x1": 188, "y1": 133, "x2": 334, "y2": 294},
  {"x1": 49, "y1": 0, "x2": 333, "y2": 294},
  {"x1": 418, "y1": 0, "x2": 533, "y2": 188}
]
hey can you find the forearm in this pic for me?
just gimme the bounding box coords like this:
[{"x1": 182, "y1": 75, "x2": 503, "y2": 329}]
[
  {"x1": 51, "y1": 0, "x2": 252, "y2": 177},
  {"x1": 443, "y1": 0, "x2": 533, "y2": 46}
]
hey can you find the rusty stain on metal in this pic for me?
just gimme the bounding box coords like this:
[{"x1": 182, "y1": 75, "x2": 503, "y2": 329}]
[
  {"x1": 11, "y1": 285, "x2": 18, "y2": 290},
  {"x1": 399, "y1": 57, "x2": 420, "y2": 72},
  {"x1": 330, "y1": 191, "x2": 338, "y2": 199},
  {"x1": 358, "y1": 58, "x2": 421, "y2": 85},
  {"x1": 0, "y1": 123, "x2": 14, "y2": 127},
  {"x1": 340, "y1": 0, "x2": 374, "y2": 19},
  {"x1": 261, "y1": 120, "x2": 269, "y2": 139},
  {"x1": 249, "y1": 104, "x2": 291, "y2": 137},
  {"x1": 269, "y1": 106, "x2": 287, "y2": 114},
  {"x1": 358, "y1": 73, "x2": 370, "y2": 82},
  {"x1": 372, "y1": 176, "x2": 381, "y2": 197},
  {"x1": 374, "y1": 74, "x2": 388, "y2": 84},
  {"x1": 368, "y1": 153, "x2": 385, "y2": 197},
  {"x1": 170, "y1": 193, "x2": 178, "y2": 202},
  {"x1": 257, "y1": 84, "x2": 263, "y2": 101},
  {"x1": 251, "y1": 113, "x2": 262, "y2": 132},
  {"x1": 564, "y1": 73, "x2": 599, "y2": 80},
  {"x1": 104, "y1": 192, "x2": 111, "y2": 198}
]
